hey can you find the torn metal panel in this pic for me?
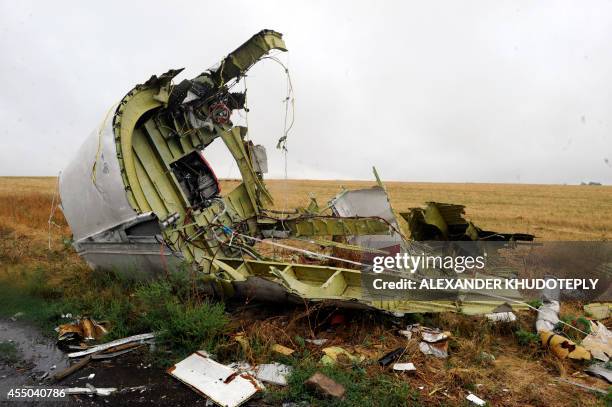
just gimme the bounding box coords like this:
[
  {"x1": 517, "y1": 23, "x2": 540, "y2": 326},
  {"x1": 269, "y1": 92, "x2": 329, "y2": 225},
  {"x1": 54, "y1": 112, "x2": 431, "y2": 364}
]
[
  {"x1": 402, "y1": 202, "x2": 535, "y2": 242},
  {"x1": 167, "y1": 351, "x2": 260, "y2": 406},
  {"x1": 330, "y1": 186, "x2": 403, "y2": 253}
]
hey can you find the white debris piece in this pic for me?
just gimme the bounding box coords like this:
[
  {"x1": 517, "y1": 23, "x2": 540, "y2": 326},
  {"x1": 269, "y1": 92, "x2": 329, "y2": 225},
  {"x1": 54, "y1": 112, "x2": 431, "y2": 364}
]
[
  {"x1": 304, "y1": 339, "x2": 328, "y2": 346},
  {"x1": 68, "y1": 333, "x2": 155, "y2": 358},
  {"x1": 485, "y1": 311, "x2": 517, "y2": 322},
  {"x1": 168, "y1": 351, "x2": 260, "y2": 407},
  {"x1": 419, "y1": 341, "x2": 448, "y2": 358},
  {"x1": 255, "y1": 362, "x2": 293, "y2": 386},
  {"x1": 536, "y1": 300, "x2": 560, "y2": 332},
  {"x1": 398, "y1": 330, "x2": 412, "y2": 339},
  {"x1": 392, "y1": 363, "x2": 416, "y2": 372},
  {"x1": 581, "y1": 321, "x2": 612, "y2": 362},
  {"x1": 420, "y1": 328, "x2": 450, "y2": 343},
  {"x1": 466, "y1": 393, "x2": 486, "y2": 406},
  {"x1": 66, "y1": 386, "x2": 117, "y2": 396}
]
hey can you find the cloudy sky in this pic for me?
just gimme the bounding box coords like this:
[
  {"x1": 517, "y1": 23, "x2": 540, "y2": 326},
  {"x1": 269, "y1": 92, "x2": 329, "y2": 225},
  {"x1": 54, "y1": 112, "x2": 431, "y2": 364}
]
[{"x1": 1, "y1": 1, "x2": 611, "y2": 184}]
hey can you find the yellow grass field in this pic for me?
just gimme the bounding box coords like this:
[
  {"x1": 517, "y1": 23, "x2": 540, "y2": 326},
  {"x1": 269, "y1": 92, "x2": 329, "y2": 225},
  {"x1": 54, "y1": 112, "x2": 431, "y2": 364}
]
[{"x1": 3, "y1": 176, "x2": 609, "y2": 242}]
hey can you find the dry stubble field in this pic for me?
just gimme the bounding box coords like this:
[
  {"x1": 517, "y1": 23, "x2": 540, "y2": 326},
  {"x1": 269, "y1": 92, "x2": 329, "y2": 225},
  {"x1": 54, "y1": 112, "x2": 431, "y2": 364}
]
[{"x1": 1, "y1": 176, "x2": 611, "y2": 248}]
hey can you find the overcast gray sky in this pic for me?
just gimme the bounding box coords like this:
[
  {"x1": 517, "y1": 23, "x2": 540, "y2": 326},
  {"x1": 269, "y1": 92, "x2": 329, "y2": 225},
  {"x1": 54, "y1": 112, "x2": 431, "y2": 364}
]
[{"x1": 1, "y1": 1, "x2": 611, "y2": 184}]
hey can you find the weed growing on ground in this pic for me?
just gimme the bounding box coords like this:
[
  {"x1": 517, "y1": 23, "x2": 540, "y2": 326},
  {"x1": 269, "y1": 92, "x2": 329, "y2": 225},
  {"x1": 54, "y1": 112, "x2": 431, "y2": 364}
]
[
  {"x1": 0, "y1": 341, "x2": 20, "y2": 364},
  {"x1": 136, "y1": 280, "x2": 228, "y2": 357},
  {"x1": 515, "y1": 329, "x2": 540, "y2": 347},
  {"x1": 266, "y1": 359, "x2": 419, "y2": 406}
]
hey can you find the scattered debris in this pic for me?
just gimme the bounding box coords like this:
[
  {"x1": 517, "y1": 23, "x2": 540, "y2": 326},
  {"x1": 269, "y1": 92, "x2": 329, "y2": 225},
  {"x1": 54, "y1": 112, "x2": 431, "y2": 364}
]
[
  {"x1": 57, "y1": 317, "x2": 109, "y2": 342},
  {"x1": 353, "y1": 345, "x2": 380, "y2": 360},
  {"x1": 419, "y1": 341, "x2": 449, "y2": 359},
  {"x1": 321, "y1": 346, "x2": 365, "y2": 365},
  {"x1": 585, "y1": 363, "x2": 612, "y2": 383},
  {"x1": 402, "y1": 201, "x2": 534, "y2": 241},
  {"x1": 466, "y1": 393, "x2": 486, "y2": 406},
  {"x1": 10, "y1": 312, "x2": 24, "y2": 321},
  {"x1": 304, "y1": 338, "x2": 328, "y2": 346},
  {"x1": 168, "y1": 351, "x2": 261, "y2": 407},
  {"x1": 90, "y1": 343, "x2": 144, "y2": 360},
  {"x1": 479, "y1": 352, "x2": 496, "y2": 362},
  {"x1": 66, "y1": 384, "x2": 117, "y2": 396},
  {"x1": 52, "y1": 353, "x2": 98, "y2": 381},
  {"x1": 536, "y1": 300, "x2": 560, "y2": 332},
  {"x1": 397, "y1": 330, "x2": 412, "y2": 339},
  {"x1": 378, "y1": 347, "x2": 405, "y2": 367},
  {"x1": 68, "y1": 333, "x2": 155, "y2": 358},
  {"x1": 581, "y1": 321, "x2": 612, "y2": 362},
  {"x1": 119, "y1": 385, "x2": 148, "y2": 393},
  {"x1": 234, "y1": 332, "x2": 249, "y2": 353},
  {"x1": 392, "y1": 362, "x2": 416, "y2": 372},
  {"x1": 584, "y1": 303, "x2": 611, "y2": 320},
  {"x1": 304, "y1": 372, "x2": 346, "y2": 399},
  {"x1": 485, "y1": 311, "x2": 517, "y2": 322},
  {"x1": 271, "y1": 344, "x2": 295, "y2": 357},
  {"x1": 539, "y1": 331, "x2": 591, "y2": 360},
  {"x1": 555, "y1": 377, "x2": 608, "y2": 395},
  {"x1": 255, "y1": 362, "x2": 292, "y2": 386},
  {"x1": 421, "y1": 328, "x2": 451, "y2": 343}
]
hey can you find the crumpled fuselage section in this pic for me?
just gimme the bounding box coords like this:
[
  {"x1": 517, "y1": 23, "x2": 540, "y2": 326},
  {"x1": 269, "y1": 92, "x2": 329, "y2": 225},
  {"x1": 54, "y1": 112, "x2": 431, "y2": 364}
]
[{"x1": 60, "y1": 30, "x2": 534, "y2": 316}]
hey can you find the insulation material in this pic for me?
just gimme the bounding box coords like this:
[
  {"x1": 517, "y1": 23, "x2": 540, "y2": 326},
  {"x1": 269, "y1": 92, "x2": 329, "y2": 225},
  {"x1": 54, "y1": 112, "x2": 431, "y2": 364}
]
[
  {"x1": 255, "y1": 363, "x2": 292, "y2": 386},
  {"x1": 419, "y1": 341, "x2": 449, "y2": 358},
  {"x1": 581, "y1": 321, "x2": 612, "y2": 362},
  {"x1": 57, "y1": 317, "x2": 109, "y2": 342},
  {"x1": 320, "y1": 346, "x2": 365, "y2": 365},
  {"x1": 539, "y1": 331, "x2": 591, "y2": 360},
  {"x1": 536, "y1": 300, "x2": 560, "y2": 332},
  {"x1": 167, "y1": 351, "x2": 261, "y2": 407}
]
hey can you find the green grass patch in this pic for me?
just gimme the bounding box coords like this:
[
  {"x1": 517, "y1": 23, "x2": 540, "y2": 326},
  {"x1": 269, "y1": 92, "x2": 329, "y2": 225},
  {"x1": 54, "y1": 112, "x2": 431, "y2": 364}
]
[
  {"x1": 0, "y1": 279, "x2": 67, "y2": 334},
  {"x1": 0, "y1": 341, "x2": 20, "y2": 364},
  {"x1": 266, "y1": 360, "x2": 420, "y2": 406},
  {"x1": 136, "y1": 280, "x2": 229, "y2": 358},
  {"x1": 0, "y1": 265, "x2": 230, "y2": 365},
  {"x1": 515, "y1": 329, "x2": 539, "y2": 347}
]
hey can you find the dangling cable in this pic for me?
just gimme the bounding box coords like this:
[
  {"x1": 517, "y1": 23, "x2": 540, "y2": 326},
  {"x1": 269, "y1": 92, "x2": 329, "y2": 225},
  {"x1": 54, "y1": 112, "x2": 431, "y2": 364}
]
[{"x1": 48, "y1": 172, "x2": 62, "y2": 250}]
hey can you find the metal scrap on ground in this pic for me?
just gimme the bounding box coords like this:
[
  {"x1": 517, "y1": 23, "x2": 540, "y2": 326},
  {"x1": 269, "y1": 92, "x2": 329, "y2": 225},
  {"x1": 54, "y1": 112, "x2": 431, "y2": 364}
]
[{"x1": 167, "y1": 351, "x2": 262, "y2": 407}]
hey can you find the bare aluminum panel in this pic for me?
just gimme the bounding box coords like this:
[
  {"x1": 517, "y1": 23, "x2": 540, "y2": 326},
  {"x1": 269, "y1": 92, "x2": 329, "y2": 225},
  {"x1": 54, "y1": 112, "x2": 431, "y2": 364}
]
[
  {"x1": 59, "y1": 116, "x2": 137, "y2": 241},
  {"x1": 331, "y1": 186, "x2": 403, "y2": 253},
  {"x1": 168, "y1": 352, "x2": 260, "y2": 406}
]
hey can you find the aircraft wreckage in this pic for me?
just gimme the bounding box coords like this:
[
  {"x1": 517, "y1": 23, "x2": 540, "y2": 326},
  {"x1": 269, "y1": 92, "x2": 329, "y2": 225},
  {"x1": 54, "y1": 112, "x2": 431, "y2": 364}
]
[{"x1": 59, "y1": 30, "x2": 534, "y2": 315}]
